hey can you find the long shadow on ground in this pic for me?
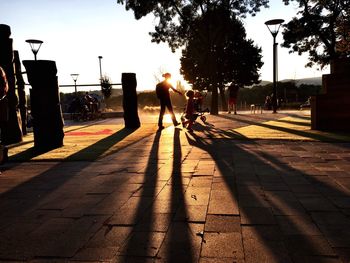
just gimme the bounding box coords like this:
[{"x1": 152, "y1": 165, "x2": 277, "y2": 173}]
[
  {"x1": 118, "y1": 128, "x2": 195, "y2": 262},
  {"x1": 9, "y1": 127, "x2": 137, "y2": 162},
  {"x1": 185, "y1": 122, "x2": 350, "y2": 262},
  {"x1": 218, "y1": 114, "x2": 349, "y2": 142},
  {"x1": 0, "y1": 127, "x2": 139, "y2": 260}
]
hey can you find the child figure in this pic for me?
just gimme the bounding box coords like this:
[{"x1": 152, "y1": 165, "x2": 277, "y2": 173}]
[
  {"x1": 194, "y1": 91, "x2": 203, "y2": 112},
  {"x1": 194, "y1": 91, "x2": 210, "y2": 114},
  {"x1": 181, "y1": 90, "x2": 196, "y2": 132}
]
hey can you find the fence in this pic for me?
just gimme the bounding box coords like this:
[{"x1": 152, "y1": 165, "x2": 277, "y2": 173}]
[{"x1": 24, "y1": 83, "x2": 122, "y2": 94}]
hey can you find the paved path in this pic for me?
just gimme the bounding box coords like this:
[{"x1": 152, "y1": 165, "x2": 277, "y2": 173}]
[{"x1": 1, "y1": 111, "x2": 350, "y2": 262}]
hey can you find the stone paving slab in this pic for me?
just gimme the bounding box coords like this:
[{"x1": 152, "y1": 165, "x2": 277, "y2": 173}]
[{"x1": 1, "y1": 111, "x2": 350, "y2": 262}]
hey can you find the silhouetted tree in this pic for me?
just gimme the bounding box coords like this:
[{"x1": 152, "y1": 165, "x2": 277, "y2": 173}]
[
  {"x1": 117, "y1": 1, "x2": 268, "y2": 51},
  {"x1": 117, "y1": 0, "x2": 268, "y2": 114},
  {"x1": 282, "y1": 0, "x2": 350, "y2": 68},
  {"x1": 180, "y1": 7, "x2": 263, "y2": 113},
  {"x1": 336, "y1": 8, "x2": 350, "y2": 54},
  {"x1": 101, "y1": 75, "x2": 112, "y2": 100},
  {"x1": 238, "y1": 84, "x2": 272, "y2": 105},
  {"x1": 297, "y1": 83, "x2": 321, "y2": 101}
]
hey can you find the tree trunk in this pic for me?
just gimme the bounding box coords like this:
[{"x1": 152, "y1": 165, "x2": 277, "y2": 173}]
[
  {"x1": 210, "y1": 86, "x2": 219, "y2": 115},
  {"x1": 219, "y1": 86, "x2": 227, "y2": 112}
]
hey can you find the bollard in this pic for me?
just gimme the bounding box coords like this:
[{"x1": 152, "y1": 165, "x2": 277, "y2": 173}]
[
  {"x1": 121, "y1": 73, "x2": 140, "y2": 128},
  {"x1": 311, "y1": 58, "x2": 350, "y2": 131},
  {"x1": 23, "y1": 60, "x2": 64, "y2": 151}
]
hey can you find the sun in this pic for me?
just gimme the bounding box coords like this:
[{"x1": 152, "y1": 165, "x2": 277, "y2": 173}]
[
  {"x1": 163, "y1": 113, "x2": 173, "y2": 123},
  {"x1": 165, "y1": 77, "x2": 176, "y2": 87},
  {"x1": 163, "y1": 72, "x2": 191, "y2": 91}
]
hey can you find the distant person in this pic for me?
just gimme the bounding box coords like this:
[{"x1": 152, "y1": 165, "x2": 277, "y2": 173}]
[
  {"x1": 264, "y1": 95, "x2": 272, "y2": 110},
  {"x1": 156, "y1": 73, "x2": 182, "y2": 130},
  {"x1": 227, "y1": 83, "x2": 239, "y2": 114},
  {"x1": 278, "y1": 98, "x2": 283, "y2": 109},
  {"x1": 84, "y1": 92, "x2": 93, "y2": 103},
  {"x1": 300, "y1": 97, "x2": 311, "y2": 110},
  {"x1": 0, "y1": 66, "x2": 9, "y2": 164},
  {"x1": 181, "y1": 90, "x2": 196, "y2": 132},
  {"x1": 84, "y1": 92, "x2": 97, "y2": 113}
]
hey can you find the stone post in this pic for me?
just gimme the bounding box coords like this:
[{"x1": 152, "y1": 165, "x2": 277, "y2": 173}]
[
  {"x1": 121, "y1": 73, "x2": 140, "y2": 128},
  {"x1": 23, "y1": 60, "x2": 64, "y2": 151},
  {"x1": 0, "y1": 24, "x2": 23, "y2": 144},
  {"x1": 311, "y1": 57, "x2": 350, "y2": 131}
]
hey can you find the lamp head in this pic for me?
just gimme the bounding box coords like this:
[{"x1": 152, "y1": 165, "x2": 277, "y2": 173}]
[
  {"x1": 265, "y1": 19, "x2": 285, "y2": 37},
  {"x1": 70, "y1": 73, "x2": 79, "y2": 82},
  {"x1": 25, "y1": 39, "x2": 43, "y2": 60}
]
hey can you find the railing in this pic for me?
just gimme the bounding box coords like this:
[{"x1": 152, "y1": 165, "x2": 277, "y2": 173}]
[
  {"x1": 24, "y1": 83, "x2": 122, "y2": 94},
  {"x1": 59, "y1": 83, "x2": 122, "y2": 87}
]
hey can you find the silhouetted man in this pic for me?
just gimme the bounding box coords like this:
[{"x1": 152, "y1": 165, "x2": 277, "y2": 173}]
[{"x1": 156, "y1": 73, "x2": 182, "y2": 130}]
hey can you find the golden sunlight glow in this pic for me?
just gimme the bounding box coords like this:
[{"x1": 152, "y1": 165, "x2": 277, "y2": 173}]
[
  {"x1": 163, "y1": 114, "x2": 173, "y2": 123},
  {"x1": 164, "y1": 75, "x2": 178, "y2": 88},
  {"x1": 165, "y1": 78, "x2": 175, "y2": 87}
]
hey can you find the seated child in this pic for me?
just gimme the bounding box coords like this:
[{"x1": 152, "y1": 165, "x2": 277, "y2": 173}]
[
  {"x1": 194, "y1": 91, "x2": 203, "y2": 111},
  {"x1": 194, "y1": 91, "x2": 209, "y2": 113},
  {"x1": 181, "y1": 90, "x2": 197, "y2": 132}
]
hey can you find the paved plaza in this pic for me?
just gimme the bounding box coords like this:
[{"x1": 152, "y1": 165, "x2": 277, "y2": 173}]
[{"x1": 1, "y1": 111, "x2": 350, "y2": 262}]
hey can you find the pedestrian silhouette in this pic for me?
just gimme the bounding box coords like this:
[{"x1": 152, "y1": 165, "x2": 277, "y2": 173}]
[{"x1": 156, "y1": 73, "x2": 182, "y2": 130}]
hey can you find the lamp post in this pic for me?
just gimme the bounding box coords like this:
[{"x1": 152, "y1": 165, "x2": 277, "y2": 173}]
[
  {"x1": 265, "y1": 19, "x2": 284, "y2": 113},
  {"x1": 70, "y1": 73, "x2": 79, "y2": 97},
  {"x1": 25, "y1": 39, "x2": 43, "y2": 60},
  {"x1": 98, "y1": 56, "x2": 103, "y2": 81}
]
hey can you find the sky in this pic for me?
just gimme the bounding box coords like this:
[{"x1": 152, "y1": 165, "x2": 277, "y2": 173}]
[{"x1": 1, "y1": 0, "x2": 328, "y2": 93}]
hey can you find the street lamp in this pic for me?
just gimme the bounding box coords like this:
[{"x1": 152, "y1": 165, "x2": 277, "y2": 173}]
[
  {"x1": 70, "y1": 73, "x2": 79, "y2": 97},
  {"x1": 98, "y1": 56, "x2": 103, "y2": 81},
  {"x1": 25, "y1": 39, "x2": 43, "y2": 61},
  {"x1": 265, "y1": 19, "x2": 284, "y2": 113}
]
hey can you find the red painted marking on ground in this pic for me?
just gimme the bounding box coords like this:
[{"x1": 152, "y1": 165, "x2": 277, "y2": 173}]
[{"x1": 65, "y1": 129, "x2": 114, "y2": 136}]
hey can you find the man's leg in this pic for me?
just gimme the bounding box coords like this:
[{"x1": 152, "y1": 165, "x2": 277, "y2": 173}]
[
  {"x1": 166, "y1": 101, "x2": 179, "y2": 126},
  {"x1": 158, "y1": 101, "x2": 166, "y2": 128}
]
